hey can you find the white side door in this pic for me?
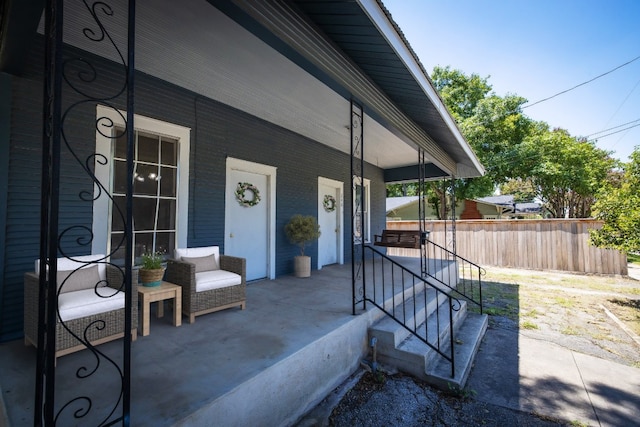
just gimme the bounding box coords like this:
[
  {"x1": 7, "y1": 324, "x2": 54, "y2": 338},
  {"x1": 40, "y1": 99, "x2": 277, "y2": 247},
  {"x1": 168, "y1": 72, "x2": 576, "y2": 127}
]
[
  {"x1": 317, "y1": 177, "x2": 343, "y2": 269},
  {"x1": 225, "y1": 158, "x2": 277, "y2": 281}
]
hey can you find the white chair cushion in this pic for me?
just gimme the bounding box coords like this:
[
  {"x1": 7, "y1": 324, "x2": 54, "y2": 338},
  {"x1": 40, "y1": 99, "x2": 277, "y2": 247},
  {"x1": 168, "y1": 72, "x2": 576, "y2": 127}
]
[
  {"x1": 175, "y1": 246, "x2": 220, "y2": 269},
  {"x1": 35, "y1": 254, "x2": 107, "y2": 282},
  {"x1": 58, "y1": 288, "x2": 125, "y2": 322},
  {"x1": 195, "y1": 270, "x2": 242, "y2": 292}
]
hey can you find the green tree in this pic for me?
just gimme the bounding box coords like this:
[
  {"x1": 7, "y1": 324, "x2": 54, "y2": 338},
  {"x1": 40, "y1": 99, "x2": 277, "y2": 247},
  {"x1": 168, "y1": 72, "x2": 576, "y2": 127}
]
[
  {"x1": 386, "y1": 182, "x2": 418, "y2": 197},
  {"x1": 430, "y1": 67, "x2": 532, "y2": 206},
  {"x1": 431, "y1": 66, "x2": 492, "y2": 121},
  {"x1": 499, "y1": 178, "x2": 536, "y2": 203},
  {"x1": 404, "y1": 66, "x2": 616, "y2": 220},
  {"x1": 520, "y1": 127, "x2": 615, "y2": 218},
  {"x1": 590, "y1": 147, "x2": 640, "y2": 252},
  {"x1": 388, "y1": 67, "x2": 531, "y2": 217}
]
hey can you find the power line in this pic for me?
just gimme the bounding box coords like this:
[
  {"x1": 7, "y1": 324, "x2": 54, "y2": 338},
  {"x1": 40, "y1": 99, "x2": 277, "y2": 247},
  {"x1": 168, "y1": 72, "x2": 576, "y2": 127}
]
[
  {"x1": 585, "y1": 118, "x2": 640, "y2": 138},
  {"x1": 586, "y1": 123, "x2": 640, "y2": 142},
  {"x1": 606, "y1": 77, "x2": 640, "y2": 150},
  {"x1": 522, "y1": 54, "x2": 640, "y2": 109},
  {"x1": 604, "y1": 77, "x2": 640, "y2": 127}
]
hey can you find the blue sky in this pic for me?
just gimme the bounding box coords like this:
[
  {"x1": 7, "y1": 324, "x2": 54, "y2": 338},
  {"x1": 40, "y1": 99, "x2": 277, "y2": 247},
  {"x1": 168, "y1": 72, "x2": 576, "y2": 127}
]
[{"x1": 382, "y1": 0, "x2": 640, "y2": 162}]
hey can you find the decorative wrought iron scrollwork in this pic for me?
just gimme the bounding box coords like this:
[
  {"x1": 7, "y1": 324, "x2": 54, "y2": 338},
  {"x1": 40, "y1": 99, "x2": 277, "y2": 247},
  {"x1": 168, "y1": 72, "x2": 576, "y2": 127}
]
[
  {"x1": 351, "y1": 100, "x2": 365, "y2": 313},
  {"x1": 37, "y1": 0, "x2": 134, "y2": 425},
  {"x1": 450, "y1": 296, "x2": 463, "y2": 312}
]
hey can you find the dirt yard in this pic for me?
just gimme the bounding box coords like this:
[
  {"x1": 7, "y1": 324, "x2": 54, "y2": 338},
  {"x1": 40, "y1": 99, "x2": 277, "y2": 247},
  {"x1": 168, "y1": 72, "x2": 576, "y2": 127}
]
[{"x1": 477, "y1": 266, "x2": 640, "y2": 367}]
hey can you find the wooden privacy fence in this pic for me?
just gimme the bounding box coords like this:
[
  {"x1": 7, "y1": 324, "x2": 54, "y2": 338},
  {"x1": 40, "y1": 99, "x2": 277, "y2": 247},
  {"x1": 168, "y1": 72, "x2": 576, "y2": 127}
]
[{"x1": 384, "y1": 219, "x2": 628, "y2": 275}]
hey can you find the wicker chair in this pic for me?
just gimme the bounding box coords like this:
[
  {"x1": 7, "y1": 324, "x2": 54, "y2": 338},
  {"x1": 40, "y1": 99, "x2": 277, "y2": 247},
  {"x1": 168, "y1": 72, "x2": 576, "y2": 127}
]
[
  {"x1": 165, "y1": 246, "x2": 246, "y2": 323},
  {"x1": 24, "y1": 254, "x2": 138, "y2": 359}
]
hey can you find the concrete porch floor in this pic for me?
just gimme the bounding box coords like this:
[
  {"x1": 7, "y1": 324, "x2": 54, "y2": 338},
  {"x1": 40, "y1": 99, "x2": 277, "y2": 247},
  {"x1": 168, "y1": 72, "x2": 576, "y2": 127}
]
[{"x1": 0, "y1": 257, "x2": 437, "y2": 426}]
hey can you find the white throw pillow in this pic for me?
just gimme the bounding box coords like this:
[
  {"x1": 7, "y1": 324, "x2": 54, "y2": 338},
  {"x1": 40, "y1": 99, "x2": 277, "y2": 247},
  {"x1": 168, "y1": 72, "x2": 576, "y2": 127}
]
[{"x1": 57, "y1": 265, "x2": 102, "y2": 294}]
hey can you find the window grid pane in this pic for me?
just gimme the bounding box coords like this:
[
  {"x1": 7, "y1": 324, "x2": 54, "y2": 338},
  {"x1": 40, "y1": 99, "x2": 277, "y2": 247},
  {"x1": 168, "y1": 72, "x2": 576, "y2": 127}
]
[{"x1": 111, "y1": 128, "x2": 178, "y2": 262}]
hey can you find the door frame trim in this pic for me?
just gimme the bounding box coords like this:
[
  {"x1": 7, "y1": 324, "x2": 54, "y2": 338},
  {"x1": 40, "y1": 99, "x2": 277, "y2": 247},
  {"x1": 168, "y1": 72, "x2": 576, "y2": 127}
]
[
  {"x1": 317, "y1": 176, "x2": 344, "y2": 269},
  {"x1": 225, "y1": 157, "x2": 277, "y2": 279}
]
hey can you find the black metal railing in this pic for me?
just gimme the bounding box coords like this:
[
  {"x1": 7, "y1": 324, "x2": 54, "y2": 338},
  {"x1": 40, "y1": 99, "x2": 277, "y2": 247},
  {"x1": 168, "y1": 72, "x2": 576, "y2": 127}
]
[
  {"x1": 421, "y1": 237, "x2": 484, "y2": 314},
  {"x1": 363, "y1": 245, "x2": 461, "y2": 377}
]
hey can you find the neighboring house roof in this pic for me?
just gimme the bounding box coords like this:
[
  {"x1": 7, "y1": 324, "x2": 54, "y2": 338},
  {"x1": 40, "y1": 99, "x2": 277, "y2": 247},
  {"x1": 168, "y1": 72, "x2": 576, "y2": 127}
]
[
  {"x1": 477, "y1": 195, "x2": 515, "y2": 205},
  {"x1": 387, "y1": 195, "x2": 543, "y2": 217},
  {"x1": 476, "y1": 196, "x2": 542, "y2": 215},
  {"x1": 386, "y1": 196, "x2": 419, "y2": 213}
]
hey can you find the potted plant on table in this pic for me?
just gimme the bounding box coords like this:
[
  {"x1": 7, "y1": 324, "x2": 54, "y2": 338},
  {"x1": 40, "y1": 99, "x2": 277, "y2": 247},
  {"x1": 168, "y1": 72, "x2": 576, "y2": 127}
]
[
  {"x1": 138, "y1": 251, "x2": 165, "y2": 287},
  {"x1": 285, "y1": 214, "x2": 321, "y2": 278}
]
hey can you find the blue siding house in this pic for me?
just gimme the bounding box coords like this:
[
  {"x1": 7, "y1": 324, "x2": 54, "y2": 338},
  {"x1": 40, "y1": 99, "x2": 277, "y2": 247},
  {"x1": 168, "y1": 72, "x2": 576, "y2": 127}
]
[{"x1": 0, "y1": 0, "x2": 483, "y2": 345}]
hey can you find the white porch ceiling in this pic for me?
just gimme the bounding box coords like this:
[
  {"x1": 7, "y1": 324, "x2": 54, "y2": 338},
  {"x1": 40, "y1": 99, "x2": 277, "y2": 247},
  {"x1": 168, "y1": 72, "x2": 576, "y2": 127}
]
[{"x1": 45, "y1": 0, "x2": 421, "y2": 170}]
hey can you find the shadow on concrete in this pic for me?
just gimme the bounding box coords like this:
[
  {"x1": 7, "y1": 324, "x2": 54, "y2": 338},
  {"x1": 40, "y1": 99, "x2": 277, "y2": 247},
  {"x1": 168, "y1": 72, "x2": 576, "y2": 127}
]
[{"x1": 466, "y1": 276, "x2": 640, "y2": 426}]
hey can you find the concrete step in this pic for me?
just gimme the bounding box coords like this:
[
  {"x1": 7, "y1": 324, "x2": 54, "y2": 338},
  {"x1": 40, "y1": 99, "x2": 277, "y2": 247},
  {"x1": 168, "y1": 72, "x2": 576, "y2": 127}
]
[
  {"x1": 424, "y1": 312, "x2": 488, "y2": 390},
  {"x1": 369, "y1": 285, "x2": 488, "y2": 390},
  {"x1": 371, "y1": 296, "x2": 468, "y2": 381},
  {"x1": 368, "y1": 286, "x2": 440, "y2": 352}
]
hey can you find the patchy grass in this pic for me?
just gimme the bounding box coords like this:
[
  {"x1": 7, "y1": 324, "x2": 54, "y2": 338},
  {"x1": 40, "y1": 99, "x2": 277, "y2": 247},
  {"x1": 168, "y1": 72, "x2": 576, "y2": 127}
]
[
  {"x1": 521, "y1": 320, "x2": 539, "y2": 330},
  {"x1": 606, "y1": 298, "x2": 640, "y2": 336},
  {"x1": 469, "y1": 267, "x2": 640, "y2": 366},
  {"x1": 561, "y1": 326, "x2": 580, "y2": 335},
  {"x1": 482, "y1": 267, "x2": 640, "y2": 296},
  {"x1": 470, "y1": 280, "x2": 519, "y2": 320}
]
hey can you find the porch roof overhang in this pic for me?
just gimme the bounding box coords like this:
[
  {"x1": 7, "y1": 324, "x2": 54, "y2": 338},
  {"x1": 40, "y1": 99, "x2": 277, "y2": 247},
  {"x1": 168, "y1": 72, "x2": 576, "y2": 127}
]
[
  {"x1": 1, "y1": 0, "x2": 484, "y2": 179},
  {"x1": 226, "y1": 0, "x2": 484, "y2": 179}
]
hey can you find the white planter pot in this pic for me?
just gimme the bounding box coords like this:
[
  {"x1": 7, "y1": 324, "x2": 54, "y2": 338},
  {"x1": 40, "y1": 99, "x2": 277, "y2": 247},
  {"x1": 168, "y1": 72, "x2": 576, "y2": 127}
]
[{"x1": 294, "y1": 255, "x2": 311, "y2": 278}]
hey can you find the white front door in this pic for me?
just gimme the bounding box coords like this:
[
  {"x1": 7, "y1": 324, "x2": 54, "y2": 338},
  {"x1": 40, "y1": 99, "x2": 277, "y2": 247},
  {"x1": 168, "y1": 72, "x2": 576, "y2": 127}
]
[
  {"x1": 317, "y1": 177, "x2": 343, "y2": 269},
  {"x1": 225, "y1": 158, "x2": 277, "y2": 281}
]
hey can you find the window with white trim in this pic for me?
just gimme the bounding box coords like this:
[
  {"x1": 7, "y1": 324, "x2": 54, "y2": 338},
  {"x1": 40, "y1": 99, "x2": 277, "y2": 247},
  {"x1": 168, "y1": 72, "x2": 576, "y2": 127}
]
[
  {"x1": 353, "y1": 177, "x2": 370, "y2": 243},
  {"x1": 93, "y1": 106, "x2": 190, "y2": 264},
  {"x1": 110, "y1": 130, "x2": 178, "y2": 262}
]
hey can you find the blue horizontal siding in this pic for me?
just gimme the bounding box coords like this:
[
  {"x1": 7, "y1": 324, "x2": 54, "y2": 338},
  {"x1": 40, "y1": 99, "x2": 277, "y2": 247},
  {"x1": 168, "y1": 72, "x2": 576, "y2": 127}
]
[{"x1": 0, "y1": 36, "x2": 386, "y2": 342}]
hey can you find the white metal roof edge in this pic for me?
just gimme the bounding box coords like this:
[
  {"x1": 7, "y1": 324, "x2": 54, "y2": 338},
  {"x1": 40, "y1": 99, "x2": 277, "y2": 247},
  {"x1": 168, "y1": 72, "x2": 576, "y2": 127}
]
[{"x1": 356, "y1": 0, "x2": 485, "y2": 177}]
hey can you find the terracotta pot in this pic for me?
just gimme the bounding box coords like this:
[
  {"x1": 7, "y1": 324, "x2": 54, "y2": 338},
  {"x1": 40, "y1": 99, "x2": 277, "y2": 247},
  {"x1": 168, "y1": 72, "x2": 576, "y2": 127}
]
[{"x1": 294, "y1": 255, "x2": 311, "y2": 278}]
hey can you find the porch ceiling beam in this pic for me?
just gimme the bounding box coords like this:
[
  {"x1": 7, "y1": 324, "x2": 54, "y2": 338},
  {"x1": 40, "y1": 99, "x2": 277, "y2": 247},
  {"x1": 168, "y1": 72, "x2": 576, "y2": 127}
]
[
  {"x1": 384, "y1": 164, "x2": 449, "y2": 183},
  {"x1": 231, "y1": 0, "x2": 459, "y2": 175}
]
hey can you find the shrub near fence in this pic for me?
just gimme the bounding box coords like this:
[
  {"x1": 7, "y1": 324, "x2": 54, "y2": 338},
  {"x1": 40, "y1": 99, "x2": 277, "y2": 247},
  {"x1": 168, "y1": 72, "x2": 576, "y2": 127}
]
[{"x1": 385, "y1": 219, "x2": 628, "y2": 276}]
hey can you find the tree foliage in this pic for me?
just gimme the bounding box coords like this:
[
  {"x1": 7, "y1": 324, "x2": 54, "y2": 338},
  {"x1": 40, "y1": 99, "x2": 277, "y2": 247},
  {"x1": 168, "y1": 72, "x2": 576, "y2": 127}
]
[
  {"x1": 431, "y1": 66, "x2": 492, "y2": 121},
  {"x1": 431, "y1": 67, "x2": 616, "y2": 218},
  {"x1": 499, "y1": 178, "x2": 536, "y2": 203},
  {"x1": 388, "y1": 67, "x2": 618, "y2": 219},
  {"x1": 590, "y1": 148, "x2": 640, "y2": 252},
  {"x1": 520, "y1": 128, "x2": 616, "y2": 218}
]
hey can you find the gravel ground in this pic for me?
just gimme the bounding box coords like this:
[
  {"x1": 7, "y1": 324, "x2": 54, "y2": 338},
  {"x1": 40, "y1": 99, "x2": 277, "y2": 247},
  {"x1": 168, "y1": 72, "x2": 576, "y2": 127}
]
[
  {"x1": 297, "y1": 322, "x2": 571, "y2": 427},
  {"x1": 325, "y1": 369, "x2": 568, "y2": 427}
]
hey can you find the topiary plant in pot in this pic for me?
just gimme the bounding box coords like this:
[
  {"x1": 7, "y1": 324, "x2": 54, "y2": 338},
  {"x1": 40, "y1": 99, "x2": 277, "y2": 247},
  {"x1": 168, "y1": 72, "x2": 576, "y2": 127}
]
[{"x1": 285, "y1": 214, "x2": 321, "y2": 277}]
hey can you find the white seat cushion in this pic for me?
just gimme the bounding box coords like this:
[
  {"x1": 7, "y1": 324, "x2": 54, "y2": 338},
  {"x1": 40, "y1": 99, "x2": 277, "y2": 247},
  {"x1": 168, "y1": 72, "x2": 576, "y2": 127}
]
[
  {"x1": 58, "y1": 288, "x2": 125, "y2": 322},
  {"x1": 195, "y1": 270, "x2": 242, "y2": 292}
]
